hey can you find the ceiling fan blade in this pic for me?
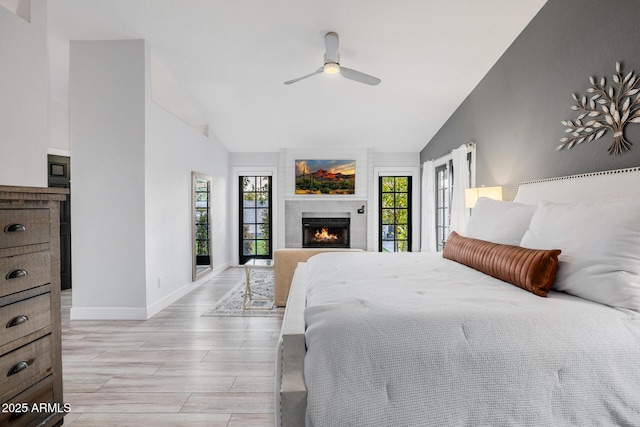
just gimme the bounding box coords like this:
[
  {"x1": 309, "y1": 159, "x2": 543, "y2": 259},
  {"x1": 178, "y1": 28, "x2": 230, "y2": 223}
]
[
  {"x1": 324, "y1": 32, "x2": 340, "y2": 63},
  {"x1": 340, "y1": 66, "x2": 381, "y2": 86},
  {"x1": 284, "y1": 67, "x2": 323, "y2": 85}
]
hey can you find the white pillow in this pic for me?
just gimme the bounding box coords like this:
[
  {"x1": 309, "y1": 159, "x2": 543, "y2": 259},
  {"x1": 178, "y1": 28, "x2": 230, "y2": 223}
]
[
  {"x1": 465, "y1": 197, "x2": 537, "y2": 246},
  {"x1": 520, "y1": 198, "x2": 640, "y2": 311}
]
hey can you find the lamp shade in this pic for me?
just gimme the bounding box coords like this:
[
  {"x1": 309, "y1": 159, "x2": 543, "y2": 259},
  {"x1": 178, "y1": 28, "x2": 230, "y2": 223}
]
[{"x1": 465, "y1": 186, "x2": 503, "y2": 208}]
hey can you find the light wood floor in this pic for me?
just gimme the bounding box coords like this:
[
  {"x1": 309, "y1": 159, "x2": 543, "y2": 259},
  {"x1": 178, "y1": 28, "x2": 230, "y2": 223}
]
[{"x1": 61, "y1": 268, "x2": 282, "y2": 427}]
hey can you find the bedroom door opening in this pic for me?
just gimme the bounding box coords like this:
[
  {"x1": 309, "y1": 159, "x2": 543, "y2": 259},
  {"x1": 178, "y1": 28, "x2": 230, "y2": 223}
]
[
  {"x1": 239, "y1": 176, "x2": 272, "y2": 264},
  {"x1": 48, "y1": 155, "x2": 72, "y2": 290}
]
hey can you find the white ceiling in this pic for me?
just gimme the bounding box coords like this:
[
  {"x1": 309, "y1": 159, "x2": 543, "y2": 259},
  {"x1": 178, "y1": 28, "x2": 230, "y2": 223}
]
[{"x1": 46, "y1": 0, "x2": 547, "y2": 153}]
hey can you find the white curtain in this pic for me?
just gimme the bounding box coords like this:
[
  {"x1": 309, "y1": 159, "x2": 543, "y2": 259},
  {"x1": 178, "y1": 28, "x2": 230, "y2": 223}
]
[
  {"x1": 420, "y1": 160, "x2": 436, "y2": 252},
  {"x1": 449, "y1": 144, "x2": 470, "y2": 235}
]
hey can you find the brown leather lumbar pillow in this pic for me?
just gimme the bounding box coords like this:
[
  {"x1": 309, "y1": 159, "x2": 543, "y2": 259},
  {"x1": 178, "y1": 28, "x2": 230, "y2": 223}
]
[{"x1": 443, "y1": 231, "x2": 561, "y2": 297}]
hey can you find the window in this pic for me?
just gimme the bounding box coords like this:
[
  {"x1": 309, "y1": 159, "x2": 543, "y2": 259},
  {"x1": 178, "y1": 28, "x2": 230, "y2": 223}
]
[
  {"x1": 379, "y1": 176, "x2": 412, "y2": 252},
  {"x1": 435, "y1": 163, "x2": 451, "y2": 252},
  {"x1": 239, "y1": 176, "x2": 272, "y2": 264},
  {"x1": 432, "y1": 146, "x2": 475, "y2": 251}
]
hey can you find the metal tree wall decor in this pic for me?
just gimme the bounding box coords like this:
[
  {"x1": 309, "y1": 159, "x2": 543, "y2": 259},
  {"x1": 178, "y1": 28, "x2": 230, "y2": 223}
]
[{"x1": 558, "y1": 62, "x2": 640, "y2": 155}]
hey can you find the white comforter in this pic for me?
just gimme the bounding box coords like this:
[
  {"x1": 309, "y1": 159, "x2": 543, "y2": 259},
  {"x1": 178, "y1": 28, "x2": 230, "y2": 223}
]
[{"x1": 304, "y1": 252, "x2": 640, "y2": 427}]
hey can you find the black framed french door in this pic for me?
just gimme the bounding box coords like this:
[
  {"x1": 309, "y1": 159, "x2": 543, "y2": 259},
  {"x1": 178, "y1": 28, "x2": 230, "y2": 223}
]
[
  {"x1": 379, "y1": 175, "x2": 412, "y2": 252},
  {"x1": 239, "y1": 176, "x2": 272, "y2": 264}
]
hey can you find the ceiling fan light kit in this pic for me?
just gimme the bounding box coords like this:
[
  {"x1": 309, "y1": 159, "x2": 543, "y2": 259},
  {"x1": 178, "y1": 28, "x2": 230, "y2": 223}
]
[
  {"x1": 323, "y1": 62, "x2": 340, "y2": 74},
  {"x1": 284, "y1": 32, "x2": 380, "y2": 86}
]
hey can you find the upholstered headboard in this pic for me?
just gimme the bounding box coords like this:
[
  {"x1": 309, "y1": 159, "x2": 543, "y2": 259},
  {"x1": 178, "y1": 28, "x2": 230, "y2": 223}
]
[{"x1": 513, "y1": 167, "x2": 640, "y2": 204}]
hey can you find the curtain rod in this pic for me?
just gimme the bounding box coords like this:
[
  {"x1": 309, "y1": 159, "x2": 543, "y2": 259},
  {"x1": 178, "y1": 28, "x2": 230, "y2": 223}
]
[{"x1": 422, "y1": 141, "x2": 476, "y2": 165}]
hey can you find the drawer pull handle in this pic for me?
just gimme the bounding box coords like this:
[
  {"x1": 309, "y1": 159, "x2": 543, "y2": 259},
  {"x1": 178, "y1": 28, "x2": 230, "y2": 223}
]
[
  {"x1": 6, "y1": 269, "x2": 28, "y2": 280},
  {"x1": 6, "y1": 315, "x2": 28, "y2": 328},
  {"x1": 4, "y1": 223, "x2": 26, "y2": 233},
  {"x1": 7, "y1": 361, "x2": 29, "y2": 377}
]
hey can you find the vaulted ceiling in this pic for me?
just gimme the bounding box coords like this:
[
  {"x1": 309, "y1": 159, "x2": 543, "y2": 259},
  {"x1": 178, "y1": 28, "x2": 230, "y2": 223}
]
[{"x1": 47, "y1": 0, "x2": 548, "y2": 153}]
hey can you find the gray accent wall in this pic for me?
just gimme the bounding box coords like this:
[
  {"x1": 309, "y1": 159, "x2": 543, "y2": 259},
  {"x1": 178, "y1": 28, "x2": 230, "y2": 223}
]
[{"x1": 420, "y1": 0, "x2": 640, "y2": 199}]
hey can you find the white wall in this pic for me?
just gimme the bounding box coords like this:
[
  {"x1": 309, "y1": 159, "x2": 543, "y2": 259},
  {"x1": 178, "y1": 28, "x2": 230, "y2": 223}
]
[
  {"x1": 0, "y1": 0, "x2": 48, "y2": 186},
  {"x1": 373, "y1": 152, "x2": 420, "y2": 168},
  {"x1": 229, "y1": 152, "x2": 279, "y2": 168},
  {"x1": 48, "y1": 98, "x2": 70, "y2": 153},
  {"x1": 69, "y1": 40, "x2": 148, "y2": 319},
  {"x1": 145, "y1": 101, "x2": 230, "y2": 314},
  {"x1": 69, "y1": 39, "x2": 231, "y2": 319}
]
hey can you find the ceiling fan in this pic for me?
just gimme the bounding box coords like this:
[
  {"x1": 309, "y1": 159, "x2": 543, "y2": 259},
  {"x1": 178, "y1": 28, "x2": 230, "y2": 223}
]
[{"x1": 284, "y1": 32, "x2": 381, "y2": 86}]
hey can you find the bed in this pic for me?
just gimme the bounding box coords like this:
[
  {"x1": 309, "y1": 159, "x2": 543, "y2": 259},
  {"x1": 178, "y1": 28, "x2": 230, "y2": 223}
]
[{"x1": 276, "y1": 167, "x2": 640, "y2": 426}]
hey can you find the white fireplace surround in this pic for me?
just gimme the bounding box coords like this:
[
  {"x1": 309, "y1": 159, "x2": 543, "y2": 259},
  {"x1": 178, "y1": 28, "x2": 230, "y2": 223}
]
[{"x1": 285, "y1": 201, "x2": 367, "y2": 249}]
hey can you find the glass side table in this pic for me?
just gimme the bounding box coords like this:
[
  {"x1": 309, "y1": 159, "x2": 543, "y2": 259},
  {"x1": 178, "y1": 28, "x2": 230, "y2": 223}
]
[{"x1": 243, "y1": 258, "x2": 275, "y2": 310}]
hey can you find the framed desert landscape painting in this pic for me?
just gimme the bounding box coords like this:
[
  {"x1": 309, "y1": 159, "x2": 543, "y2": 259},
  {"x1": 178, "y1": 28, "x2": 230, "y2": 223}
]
[{"x1": 295, "y1": 159, "x2": 356, "y2": 195}]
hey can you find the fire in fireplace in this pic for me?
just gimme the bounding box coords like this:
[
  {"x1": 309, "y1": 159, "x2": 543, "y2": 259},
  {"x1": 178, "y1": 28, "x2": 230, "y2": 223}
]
[{"x1": 302, "y1": 217, "x2": 350, "y2": 248}]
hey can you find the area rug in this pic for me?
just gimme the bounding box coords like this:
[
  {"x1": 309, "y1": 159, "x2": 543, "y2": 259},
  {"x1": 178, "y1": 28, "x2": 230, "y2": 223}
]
[{"x1": 202, "y1": 270, "x2": 284, "y2": 317}]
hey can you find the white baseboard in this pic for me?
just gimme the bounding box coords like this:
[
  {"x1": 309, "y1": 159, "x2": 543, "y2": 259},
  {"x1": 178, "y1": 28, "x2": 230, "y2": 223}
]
[
  {"x1": 70, "y1": 306, "x2": 149, "y2": 320},
  {"x1": 145, "y1": 262, "x2": 230, "y2": 318},
  {"x1": 70, "y1": 261, "x2": 232, "y2": 320}
]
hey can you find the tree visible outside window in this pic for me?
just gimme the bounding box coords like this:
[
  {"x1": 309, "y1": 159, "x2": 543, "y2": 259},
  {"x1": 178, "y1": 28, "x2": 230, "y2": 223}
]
[
  {"x1": 380, "y1": 176, "x2": 411, "y2": 252},
  {"x1": 240, "y1": 176, "x2": 272, "y2": 263}
]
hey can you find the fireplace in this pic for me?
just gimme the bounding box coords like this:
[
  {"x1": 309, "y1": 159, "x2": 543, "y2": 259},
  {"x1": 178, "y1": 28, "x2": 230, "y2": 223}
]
[{"x1": 302, "y1": 217, "x2": 350, "y2": 248}]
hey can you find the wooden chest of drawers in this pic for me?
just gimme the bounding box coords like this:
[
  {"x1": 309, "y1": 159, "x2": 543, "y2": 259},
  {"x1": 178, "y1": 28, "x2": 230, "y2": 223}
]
[{"x1": 0, "y1": 186, "x2": 67, "y2": 427}]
